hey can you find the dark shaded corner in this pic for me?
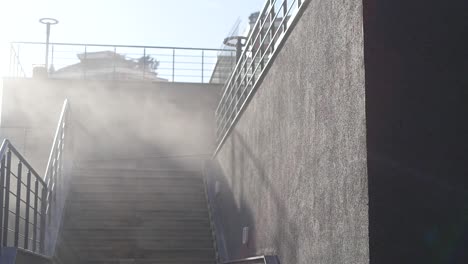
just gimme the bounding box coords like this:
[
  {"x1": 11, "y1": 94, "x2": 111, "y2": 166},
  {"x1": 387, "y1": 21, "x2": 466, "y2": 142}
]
[{"x1": 363, "y1": 0, "x2": 468, "y2": 263}]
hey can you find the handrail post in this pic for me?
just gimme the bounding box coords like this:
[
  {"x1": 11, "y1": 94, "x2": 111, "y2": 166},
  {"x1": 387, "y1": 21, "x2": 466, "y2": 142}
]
[
  {"x1": 113, "y1": 46, "x2": 117, "y2": 81},
  {"x1": 24, "y1": 170, "x2": 32, "y2": 249},
  {"x1": 143, "y1": 48, "x2": 146, "y2": 80},
  {"x1": 0, "y1": 156, "x2": 5, "y2": 254},
  {"x1": 201, "y1": 50, "x2": 204, "y2": 83},
  {"x1": 14, "y1": 161, "x2": 23, "y2": 247},
  {"x1": 83, "y1": 45, "x2": 87, "y2": 80},
  {"x1": 172, "y1": 49, "x2": 175, "y2": 82},
  {"x1": 33, "y1": 179, "x2": 39, "y2": 252},
  {"x1": 3, "y1": 150, "x2": 12, "y2": 247},
  {"x1": 39, "y1": 186, "x2": 47, "y2": 254}
]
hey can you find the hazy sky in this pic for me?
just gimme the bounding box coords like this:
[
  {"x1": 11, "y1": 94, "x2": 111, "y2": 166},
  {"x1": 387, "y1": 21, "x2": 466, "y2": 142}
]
[{"x1": 0, "y1": 0, "x2": 264, "y2": 77}]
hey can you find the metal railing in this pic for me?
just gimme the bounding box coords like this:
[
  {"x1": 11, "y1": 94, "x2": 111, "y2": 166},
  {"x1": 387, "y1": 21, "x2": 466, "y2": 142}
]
[
  {"x1": 224, "y1": 255, "x2": 280, "y2": 264},
  {"x1": 0, "y1": 140, "x2": 48, "y2": 254},
  {"x1": 43, "y1": 99, "x2": 71, "y2": 255},
  {"x1": 215, "y1": 0, "x2": 310, "y2": 150},
  {"x1": 9, "y1": 44, "x2": 27, "y2": 78},
  {"x1": 0, "y1": 99, "x2": 71, "y2": 256},
  {"x1": 8, "y1": 42, "x2": 235, "y2": 84}
]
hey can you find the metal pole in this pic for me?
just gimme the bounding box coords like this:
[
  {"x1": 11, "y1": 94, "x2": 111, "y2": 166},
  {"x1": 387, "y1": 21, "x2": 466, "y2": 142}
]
[
  {"x1": 9, "y1": 45, "x2": 13, "y2": 76},
  {"x1": 84, "y1": 46, "x2": 87, "y2": 79},
  {"x1": 236, "y1": 38, "x2": 242, "y2": 62},
  {"x1": 172, "y1": 49, "x2": 175, "y2": 82},
  {"x1": 201, "y1": 50, "x2": 204, "y2": 83},
  {"x1": 143, "y1": 48, "x2": 146, "y2": 80},
  {"x1": 45, "y1": 23, "x2": 51, "y2": 71},
  {"x1": 0, "y1": 157, "x2": 5, "y2": 255},
  {"x1": 113, "y1": 46, "x2": 117, "y2": 80},
  {"x1": 39, "y1": 18, "x2": 59, "y2": 75},
  {"x1": 16, "y1": 45, "x2": 20, "y2": 77}
]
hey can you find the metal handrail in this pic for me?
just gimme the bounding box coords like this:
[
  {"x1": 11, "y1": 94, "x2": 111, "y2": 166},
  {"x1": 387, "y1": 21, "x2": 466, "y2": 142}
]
[
  {"x1": 44, "y1": 99, "x2": 69, "y2": 188},
  {"x1": 214, "y1": 0, "x2": 311, "y2": 153},
  {"x1": 224, "y1": 255, "x2": 280, "y2": 264},
  {"x1": 0, "y1": 99, "x2": 72, "y2": 256},
  {"x1": 0, "y1": 139, "x2": 48, "y2": 255},
  {"x1": 9, "y1": 44, "x2": 26, "y2": 78},
  {"x1": 42, "y1": 99, "x2": 71, "y2": 256},
  {"x1": 9, "y1": 42, "x2": 233, "y2": 83}
]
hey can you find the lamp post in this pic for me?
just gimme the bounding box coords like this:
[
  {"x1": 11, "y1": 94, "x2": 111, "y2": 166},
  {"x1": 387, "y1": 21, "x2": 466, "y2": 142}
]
[
  {"x1": 39, "y1": 18, "x2": 59, "y2": 73},
  {"x1": 223, "y1": 36, "x2": 247, "y2": 62}
]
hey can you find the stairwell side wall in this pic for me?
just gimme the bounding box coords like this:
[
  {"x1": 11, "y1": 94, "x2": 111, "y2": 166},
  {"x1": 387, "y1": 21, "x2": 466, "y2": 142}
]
[{"x1": 212, "y1": 1, "x2": 368, "y2": 263}]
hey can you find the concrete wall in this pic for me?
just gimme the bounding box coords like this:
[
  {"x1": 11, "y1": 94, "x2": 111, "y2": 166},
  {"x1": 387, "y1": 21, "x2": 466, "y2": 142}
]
[
  {"x1": 363, "y1": 0, "x2": 468, "y2": 263},
  {"x1": 0, "y1": 79, "x2": 221, "y2": 174},
  {"x1": 211, "y1": 1, "x2": 368, "y2": 263}
]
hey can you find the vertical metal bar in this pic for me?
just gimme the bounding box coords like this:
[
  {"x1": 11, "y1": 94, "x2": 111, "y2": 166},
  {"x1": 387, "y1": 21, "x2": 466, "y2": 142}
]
[
  {"x1": 24, "y1": 170, "x2": 31, "y2": 249},
  {"x1": 113, "y1": 46, "x2": 117, "y2": 80},
  {"x1": 0, "y1": 157, "x2": 5, "y2": 254},
  {"x1": 3, "y1": 150, "x2": 12, "y2": 247},
  {"x1": 16, "y1": 45, "x2": 21, "y2": 77},
  {"x1": 9, "y1": 45, "x2": 13, "y2": 76},
  {"x1": 201, "y1": 50, "x2": 204, "y2": 83},
  {"x1": 14, "y1": 161, "x2": 22, "y2": 247},
  {"x1": 50, "y1": 45, "x2": 55, "y2": 72},
  {"x1": 142, "y1": 48, "x2": 146, "y2": 80},
  {"x1": 172, "y1": 49, "x2": 175, "y2": 82},
  {"x1": 39, "y1": 186, "x2": 47, "y2": 254},
  {"x1": 83, "y1": 46, "x2": 87, "y2": 80},
  {"x1": 283, "y1": 0, "x2": 288, "y2": 32},
  {"x1": 269, "y1": 0, "x2": 276, "y2": 54},
  {"x1": 32, "y1": 179, "x2": 39, "y2": 252},
  {"x1": 45, "y1": 24, "x2": 51, "y2": 73}
]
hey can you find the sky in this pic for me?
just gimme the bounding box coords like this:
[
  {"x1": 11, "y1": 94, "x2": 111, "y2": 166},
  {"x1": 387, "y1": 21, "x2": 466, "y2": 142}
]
[{"x1": 0, "y1": 0, "x2": 265, "y2": 77}]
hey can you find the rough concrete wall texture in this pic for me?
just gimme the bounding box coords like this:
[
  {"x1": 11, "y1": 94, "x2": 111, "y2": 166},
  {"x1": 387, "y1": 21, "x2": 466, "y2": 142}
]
[
  {"x1": 214, "y1": 1, "x2": 368, "y2": 264},
  {"x1": 0, "y1": 79, "x2": 221, "y2": 174}
]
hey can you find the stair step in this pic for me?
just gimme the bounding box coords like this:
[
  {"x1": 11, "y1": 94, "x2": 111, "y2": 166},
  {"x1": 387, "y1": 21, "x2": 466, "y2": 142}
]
[
  {"x1": 72, "y1": 248, "x2": 215, "y2": 260},
  {"x1": 60, "y1": 166, "x2": 214, "y2": 263}
]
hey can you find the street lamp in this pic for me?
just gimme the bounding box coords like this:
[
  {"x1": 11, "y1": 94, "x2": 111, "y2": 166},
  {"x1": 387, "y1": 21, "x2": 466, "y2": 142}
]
[
  {"x1": 39, "y1": 18, "x2": 59, "y2": 73},
  {"x1": 223, "y1": 36, "x2": 247, "y2": 63}
]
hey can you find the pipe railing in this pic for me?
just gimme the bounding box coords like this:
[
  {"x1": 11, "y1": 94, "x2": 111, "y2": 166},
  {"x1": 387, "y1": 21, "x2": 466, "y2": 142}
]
[
  {"x1": 0, "y1": 99, "x2": 72, "y2": 257},
  {"x1": 0, "y1": 140, "x2": 48, "y2": 254},
  {"x1": 8, "y1": 42, "x2": 235, "y2": 84},
  {"x1": 9, "y1": 44, "x2": 26, "y2": 78},
  {"x1": 224, "y1": 255, "x2": 280, "y2": 264},
  {"x1": 214, "y1": 0, "x2": 310, "y2": 152}
]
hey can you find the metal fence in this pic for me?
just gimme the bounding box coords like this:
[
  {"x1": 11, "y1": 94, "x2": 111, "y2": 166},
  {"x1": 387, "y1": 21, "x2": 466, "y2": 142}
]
[
  {"x1": 215, "y1": 0, "x2": 310, "y2": 149},
  {"x1": 0, "y1": 140, "x2": 48, "y2": 254},
  {"x1": 8, "y1": 42, "x2": 236, "y2": 84},
  {"x1": 0, "y1": 99, "x2": 71, "y2": 256}
]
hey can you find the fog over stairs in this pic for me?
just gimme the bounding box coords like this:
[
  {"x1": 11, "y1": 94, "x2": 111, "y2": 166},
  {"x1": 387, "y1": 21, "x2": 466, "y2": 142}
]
[{"x1": 60, "y1": 158, "x2": 216, "y2": 264}]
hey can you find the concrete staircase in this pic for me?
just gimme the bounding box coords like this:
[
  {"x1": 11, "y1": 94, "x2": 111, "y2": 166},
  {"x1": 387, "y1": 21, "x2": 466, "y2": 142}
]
[{"x1": 61, "y1": 160, "x2": 216, "y2": 264}]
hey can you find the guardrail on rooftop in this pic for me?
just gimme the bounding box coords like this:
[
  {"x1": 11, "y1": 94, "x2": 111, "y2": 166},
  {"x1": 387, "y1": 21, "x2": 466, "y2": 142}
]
[
  {"x1": 214, "y1": 0, "x2": 310, "y2": 152},
  {"x1": 8, "y1": 42, "x2": 236, "y2": 84}
]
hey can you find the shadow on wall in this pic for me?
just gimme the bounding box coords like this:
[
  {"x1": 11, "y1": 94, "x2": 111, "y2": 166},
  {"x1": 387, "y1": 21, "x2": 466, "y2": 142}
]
[
  {"x1": 207, "y1": 130, "x2": 299, "y2": 263},
  {"x1": 368, "y1": 153, "x2": 468, "y2": 264}
]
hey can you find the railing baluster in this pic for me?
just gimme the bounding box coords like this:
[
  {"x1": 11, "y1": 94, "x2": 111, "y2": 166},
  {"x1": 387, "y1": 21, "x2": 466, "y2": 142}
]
[
  {"x1": 3, "y1": 150, "x2": 12, "y2": 246},
  {"x1": 83, "y1": 45, "x2": 87, "y2": 80},
  {"x1": 143, "y1": 48, "x2": 146, "y2": 80},
  {"x1": 24, "y1": 170, "x2": 31, "y2": 249},
  {"x1": 201, "y1": 50, "x2": 204, "y2": 83},
  {"x1": 33, "y1": 179, "x2": 39, "y2": 252},
  {"x1": 39, "y1": 185, "x2": 47, "y2": 254},
  {"x1": 0, "y1": 156, "x2": 5, "y2": 253},
  {"x1": 14, "y1": 161, "x2": 23, "y2": 247},
  {"x1": 172, "y1": 49, "x2": 175, "y2": 82}
]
